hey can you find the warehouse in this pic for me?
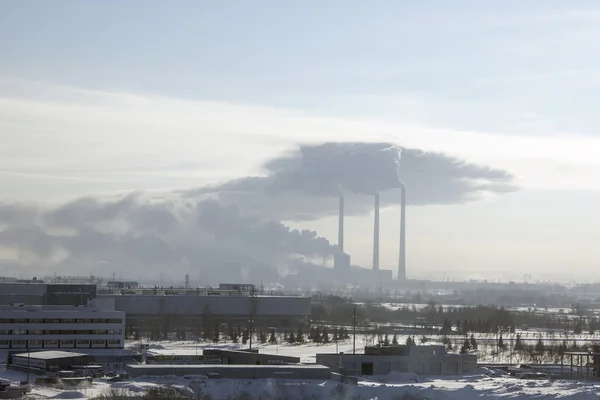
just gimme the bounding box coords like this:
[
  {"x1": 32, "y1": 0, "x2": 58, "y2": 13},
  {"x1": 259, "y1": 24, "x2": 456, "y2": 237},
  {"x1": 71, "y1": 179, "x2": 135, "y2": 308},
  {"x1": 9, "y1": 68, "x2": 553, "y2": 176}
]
[
  {"x1": 202, "y1": 349, "x2": 300, "y2": 365},
  {"x1": 316, "y1": 345, "x2": 477, "y2": 376},
  {"x1": 126, "y1": 364, "x2": 331, "y2": 380},
  {"x1": 107, "y1": 294, "x2": 310, "y2": 329},
  {"x1": 10, "y1": 351, "x2": 91, "y2": 373}
]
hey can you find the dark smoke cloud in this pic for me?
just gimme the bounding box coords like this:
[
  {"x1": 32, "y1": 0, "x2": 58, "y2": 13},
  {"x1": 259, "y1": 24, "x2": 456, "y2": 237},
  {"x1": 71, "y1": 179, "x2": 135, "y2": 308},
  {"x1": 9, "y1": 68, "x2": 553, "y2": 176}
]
[
  {"x1": 186, "y1": 142, "x2": 518, "y2": 220},
  {"x1": 0, "y1": 195, "x2": 335, "y2": 283}
]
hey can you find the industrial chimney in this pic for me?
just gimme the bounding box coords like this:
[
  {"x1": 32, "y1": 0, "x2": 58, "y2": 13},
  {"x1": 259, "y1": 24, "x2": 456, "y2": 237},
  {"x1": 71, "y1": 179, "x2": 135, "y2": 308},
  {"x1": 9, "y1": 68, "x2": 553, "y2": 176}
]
[
  {"x1": 398, "y1": 185, "x2": 406, "y2": 281},
  {"x1": 373, "y1": 192, "x2": 380, "y2": 271},
  {"x1": 338, "y1": 192, "x2": 344, "y2": 252}
]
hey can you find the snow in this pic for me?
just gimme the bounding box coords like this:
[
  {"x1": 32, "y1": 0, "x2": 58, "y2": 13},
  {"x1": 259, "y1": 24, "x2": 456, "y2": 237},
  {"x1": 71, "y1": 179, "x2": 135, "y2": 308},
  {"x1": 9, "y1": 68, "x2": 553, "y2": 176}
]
[{"x1": 2, "y1": 340, "x2": 600, "y2": 399}]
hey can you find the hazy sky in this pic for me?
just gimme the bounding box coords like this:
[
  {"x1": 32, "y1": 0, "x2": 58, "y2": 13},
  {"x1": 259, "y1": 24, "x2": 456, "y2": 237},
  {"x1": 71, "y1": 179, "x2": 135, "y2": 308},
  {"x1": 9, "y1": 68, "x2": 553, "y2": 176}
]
[{"x1": 2, "y1": 1, "x2": 600, "y2": 281}]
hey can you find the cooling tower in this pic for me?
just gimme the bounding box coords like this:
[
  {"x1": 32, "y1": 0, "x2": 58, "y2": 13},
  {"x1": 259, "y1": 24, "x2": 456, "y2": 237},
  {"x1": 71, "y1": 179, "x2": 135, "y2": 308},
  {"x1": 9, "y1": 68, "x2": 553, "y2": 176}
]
[
  {"x1": 338, "y1": 193, "x2": 344, "y2": 252},
  {"x1": 373, "y1": 192, "x2": 380, "y2": 271},
  {"x1": 398, "y1": 185, "x2": 406, "y2": 281}
]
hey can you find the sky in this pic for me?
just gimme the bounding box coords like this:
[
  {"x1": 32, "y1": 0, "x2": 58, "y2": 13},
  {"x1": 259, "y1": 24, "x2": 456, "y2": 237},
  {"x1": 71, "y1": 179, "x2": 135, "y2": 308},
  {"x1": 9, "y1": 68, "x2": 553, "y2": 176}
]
[{"x1": 2, "y1": 1, "x2": 600, "y2": 282}]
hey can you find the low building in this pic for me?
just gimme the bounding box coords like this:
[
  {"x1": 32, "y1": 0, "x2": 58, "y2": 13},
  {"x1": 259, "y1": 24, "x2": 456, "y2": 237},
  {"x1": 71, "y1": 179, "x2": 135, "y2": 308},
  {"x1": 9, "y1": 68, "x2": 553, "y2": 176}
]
[
  {"x1": 125, "y1": 364, "x2": 331, "y2": 380},
  {"x1": 10, "y1": 350, "x2": 91, "y2": 373},
  {"x1": 203, "y1": 349, "x2": 300, "y2": 365},
  {"x1": 316, "y1": 345, "x2": 477, "y2": 376},
  {"x1": 0, "y1": 300, "x2": 125, "y2": 352}
]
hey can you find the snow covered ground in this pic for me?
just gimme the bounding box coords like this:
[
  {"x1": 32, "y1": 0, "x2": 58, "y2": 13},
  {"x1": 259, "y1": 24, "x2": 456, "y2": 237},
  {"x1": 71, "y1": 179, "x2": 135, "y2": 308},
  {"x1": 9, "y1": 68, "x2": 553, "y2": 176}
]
[
  {"x1": 2, "y1": 369, "x2": 599, "y2": 399},
  {"x1": 1, "y1": 340, "x2": 600, "y2": 399}
]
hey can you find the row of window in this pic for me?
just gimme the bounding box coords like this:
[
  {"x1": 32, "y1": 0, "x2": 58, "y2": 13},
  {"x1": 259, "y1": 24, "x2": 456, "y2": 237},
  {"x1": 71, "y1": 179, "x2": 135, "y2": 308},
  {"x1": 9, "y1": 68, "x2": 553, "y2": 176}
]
[
  {"x1": 0, "y1": 329, "x2": 123, "y2": 335},
  {"x1": 0, "y1": 339, "x2": 122, "y2": 348},
  {"x1": 0, "y1": 318, "x2": 123, "y2": 324}
]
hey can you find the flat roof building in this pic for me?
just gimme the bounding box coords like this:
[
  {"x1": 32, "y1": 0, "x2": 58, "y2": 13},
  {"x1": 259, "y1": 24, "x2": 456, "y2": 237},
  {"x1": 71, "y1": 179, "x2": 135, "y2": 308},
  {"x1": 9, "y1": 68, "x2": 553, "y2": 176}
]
[
  {"x1": 317, "y1": 345, "x2": 477, "y2": 376},
  {"x1": 10, "y1": 350, "x2": 91, "y2": 373}
]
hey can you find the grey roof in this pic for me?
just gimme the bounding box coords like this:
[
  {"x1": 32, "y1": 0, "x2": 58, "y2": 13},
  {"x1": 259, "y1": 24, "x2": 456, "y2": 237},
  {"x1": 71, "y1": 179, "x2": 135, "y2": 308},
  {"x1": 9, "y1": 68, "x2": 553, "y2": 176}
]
[
  {"x1": 12, "y1": 351, "x2": 89, "y2": 360},
  {"x1": 126, "y1": 364, "x2": 327, "y2": 370}
]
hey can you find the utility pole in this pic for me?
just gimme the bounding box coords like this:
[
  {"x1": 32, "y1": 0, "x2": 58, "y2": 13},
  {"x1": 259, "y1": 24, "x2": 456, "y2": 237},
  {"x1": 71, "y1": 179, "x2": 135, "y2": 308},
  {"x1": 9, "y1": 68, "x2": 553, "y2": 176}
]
[{"x1": 353, "y1": 307, "x2": 357, "y2": 355}]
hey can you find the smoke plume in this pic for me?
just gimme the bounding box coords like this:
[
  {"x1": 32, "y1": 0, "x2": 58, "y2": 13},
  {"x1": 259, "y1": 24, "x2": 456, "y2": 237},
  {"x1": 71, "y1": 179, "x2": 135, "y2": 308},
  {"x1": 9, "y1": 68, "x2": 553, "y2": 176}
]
[
  {"x1": 186, "y1": 142, "x2": 518, "y2": 220},
  {"x1": 0, "y1": 142, "x2": 517, "y2": 280}
]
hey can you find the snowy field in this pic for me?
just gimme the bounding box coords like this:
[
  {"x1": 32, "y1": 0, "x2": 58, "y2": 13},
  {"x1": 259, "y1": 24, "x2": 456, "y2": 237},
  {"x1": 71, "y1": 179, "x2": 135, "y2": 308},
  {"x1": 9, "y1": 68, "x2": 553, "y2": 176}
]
[
  {"x1": 1, "y1": 339, "x2": 599, "y2": 399},
  {"x1": 1, "y1": 367, "x2": 600, "y2": 399}
]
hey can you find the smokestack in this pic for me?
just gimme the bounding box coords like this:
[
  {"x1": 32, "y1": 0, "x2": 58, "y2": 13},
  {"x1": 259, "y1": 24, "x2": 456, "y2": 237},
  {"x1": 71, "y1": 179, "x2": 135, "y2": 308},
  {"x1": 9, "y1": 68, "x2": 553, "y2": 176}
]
[
  {"x1": 373, "y1": 192, "x2": 380, "y2": 271},
  {"x1": 338, "y1": 192, "x2": 344, "y2": 252},
  {"x1": 398, "y1": 185, "x2": 406, "y2": 281}
]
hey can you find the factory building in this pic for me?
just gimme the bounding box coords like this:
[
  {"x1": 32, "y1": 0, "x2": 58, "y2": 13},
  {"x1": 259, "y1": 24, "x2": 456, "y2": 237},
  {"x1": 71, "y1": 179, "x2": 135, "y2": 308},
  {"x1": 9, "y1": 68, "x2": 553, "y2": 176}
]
[
  {"x1": 9, "y1": 351, "x2": 91, "y2": 373},
  {"x1": 0, "y1": 282, "x2": 96, "y2": 306},
  {"x1": 126, "y1": 363, "x2": 331, "y2": 380},
  {"x1": 0, "y1": 300, "x2": 125, "y2": 351},
  {"x1": 104, "y1": 293, "x2": 311, "y2": 329},
  {"x1": 316, "y1": 345, "x2": 477, "y2": 376}
]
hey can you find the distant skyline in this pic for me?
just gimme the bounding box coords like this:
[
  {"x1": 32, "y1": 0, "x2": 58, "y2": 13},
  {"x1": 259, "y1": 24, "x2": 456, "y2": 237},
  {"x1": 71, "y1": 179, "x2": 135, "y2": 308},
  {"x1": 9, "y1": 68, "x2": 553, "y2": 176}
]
[{"x1": 2, "y1": 1, "x2": 600, "y2": 282}]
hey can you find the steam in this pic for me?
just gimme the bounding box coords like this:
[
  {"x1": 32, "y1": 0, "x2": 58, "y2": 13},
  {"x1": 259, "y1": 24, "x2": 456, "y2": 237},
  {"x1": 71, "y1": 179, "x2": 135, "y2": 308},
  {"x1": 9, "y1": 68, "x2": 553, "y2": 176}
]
[{"x1": 187, "y1": 142, "x2": 518, "y2": 220}]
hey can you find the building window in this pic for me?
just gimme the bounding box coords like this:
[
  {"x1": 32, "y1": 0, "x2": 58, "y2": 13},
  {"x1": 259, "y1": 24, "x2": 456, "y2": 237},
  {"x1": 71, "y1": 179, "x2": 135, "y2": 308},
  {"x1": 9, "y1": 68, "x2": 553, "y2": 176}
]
[
  {"x1": 28, "y1": 330, "x2": 43, "y2": 335},
  {"x1": 12, "y1": 319, "x2": 27, "y2": 324},
  {"x1": 44, "y1": 340, "x2": 58, "y2": 346},
  {"x1": 11, "y1": 340, "x2": 26, "y2": 348},
  {"x1": 107, "y1": 319, "x2": 122, "y2": 324},
  {"x1": 12, "y1": 329, "x2": 26, "y2": 335},
  {"x1": 44, "y1": 319, "x2": 61, "y2": 323},
  {"x1": 28, "y1": 340, "x2": 43, "y2": 347}
]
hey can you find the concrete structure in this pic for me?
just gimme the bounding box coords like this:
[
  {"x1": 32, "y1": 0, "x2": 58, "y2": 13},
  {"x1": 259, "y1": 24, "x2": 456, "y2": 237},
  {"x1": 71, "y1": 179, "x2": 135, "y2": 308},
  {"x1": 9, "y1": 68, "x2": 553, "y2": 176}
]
[
  {"x1": 316, "y1": 345, "x2": 477, "y2": 376},
  {"x1": 105, "y1": 294, "x2": 310, "y2": 329},
  {"x1": 10, "y1": 350, "x2": 91, "y2": 373},
  {"x1": 126, "y1": 364, "x2": 331, "y2": 380},
  {"x1": 0, "y1": 301, "x2": 125, "y2": 351},
  {"x1": 398, "y1": 184, "x2": 406, "y2": 281},
  {"x1": 338, "y1": 192, "x2": 344, "y2": 252},
  {"x1": 0, "y1": 283, "x2": 96, "y2": 306},
  {"x1": 203, "y1": 349, "x2": 300, "y2": 365},
  {"x1": 373, "y1": 192, "x2": 380, "y2": 271}
]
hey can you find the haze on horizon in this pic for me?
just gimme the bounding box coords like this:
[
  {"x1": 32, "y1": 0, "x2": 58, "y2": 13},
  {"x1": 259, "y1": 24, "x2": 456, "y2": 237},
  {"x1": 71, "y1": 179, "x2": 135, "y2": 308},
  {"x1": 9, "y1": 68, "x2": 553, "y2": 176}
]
[{"x1": 2, "y1": 1, "x2": 600, "y2": 283}]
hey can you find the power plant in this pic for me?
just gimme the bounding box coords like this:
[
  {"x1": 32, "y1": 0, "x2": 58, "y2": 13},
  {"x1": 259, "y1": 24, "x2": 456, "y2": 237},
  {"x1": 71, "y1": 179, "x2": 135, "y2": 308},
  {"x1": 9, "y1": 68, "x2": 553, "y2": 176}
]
[{"x1": 333, "y1": 187, "x2": 406, "y2": 283}]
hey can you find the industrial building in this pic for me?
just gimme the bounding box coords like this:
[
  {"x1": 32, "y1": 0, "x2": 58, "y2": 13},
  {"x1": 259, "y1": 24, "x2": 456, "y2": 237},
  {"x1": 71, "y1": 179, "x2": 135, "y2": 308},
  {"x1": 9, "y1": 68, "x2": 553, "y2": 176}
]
[
  {"x1": 101, "y1": 291, "x2": 311, "y2": 329},
  {"x1": 0, "y1": 300, "x2": 125, "y2": 351},
  {"x1": 203, "y1": 349, "x2": 300, "y2": 365},
  {"x1": 9, "y1": 351, "x2": 91, "y2": 373},
  {"x1": 0, "y1": 282, "x2": 96, "y2": 306},
  {"x1": 316, "y1": 345, "x2": 477, "y2": 376},
  {"x1": 125, "y1": 364, "x2": 331, "y2": 380}
]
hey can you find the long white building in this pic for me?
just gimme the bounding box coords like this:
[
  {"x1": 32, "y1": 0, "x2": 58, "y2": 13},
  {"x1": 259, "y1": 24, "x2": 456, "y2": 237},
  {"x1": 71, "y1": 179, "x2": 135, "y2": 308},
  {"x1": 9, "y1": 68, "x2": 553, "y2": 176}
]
[{"x1": 0, "y1": 301, "x2": 125, "y2": 351}]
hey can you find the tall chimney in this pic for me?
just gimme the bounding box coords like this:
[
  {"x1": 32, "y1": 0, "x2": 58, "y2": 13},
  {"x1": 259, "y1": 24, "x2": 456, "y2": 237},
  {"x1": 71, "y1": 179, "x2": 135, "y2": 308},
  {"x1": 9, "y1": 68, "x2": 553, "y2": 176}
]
[
  {"x1": 373, "y1": 192, "x2": 380, "y2": 271},
  {"x1": 398, "y1": 185, "x2": 406, "y2": 281},
  {"x1": 338, "y1": 192, "x2": 344, "y2": 252}
]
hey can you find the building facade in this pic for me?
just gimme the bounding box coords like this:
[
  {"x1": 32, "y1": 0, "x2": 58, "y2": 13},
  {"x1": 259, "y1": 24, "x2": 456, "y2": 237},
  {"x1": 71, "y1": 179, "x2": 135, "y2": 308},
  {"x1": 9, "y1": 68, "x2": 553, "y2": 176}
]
[
  {"x1": 104, "y1": 294, "x2": 311, "y2": 329},
  {"x1": 0, "y1": 304, "x2": 125, "y2": 351},
  {"x1": 316, "y1": 345, "x2": 477, "y2": 376},
  {"x1": 0, "y1": 283, "x2": 96, "y2": 306}
]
